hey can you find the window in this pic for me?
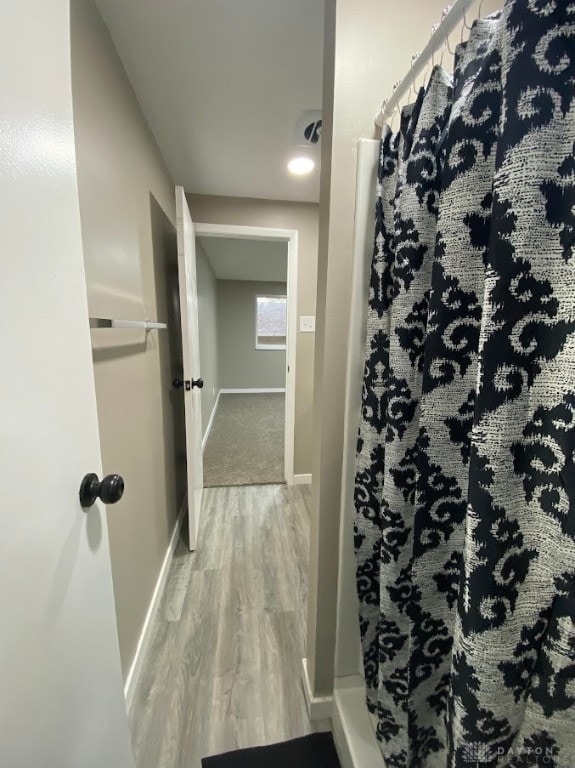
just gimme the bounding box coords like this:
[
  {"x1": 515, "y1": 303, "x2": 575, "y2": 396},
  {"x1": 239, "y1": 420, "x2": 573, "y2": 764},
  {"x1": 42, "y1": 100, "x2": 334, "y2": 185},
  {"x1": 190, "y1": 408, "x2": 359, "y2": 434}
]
[{"x1": 256, "y1": 295, "x2": 287, "y2": 350}]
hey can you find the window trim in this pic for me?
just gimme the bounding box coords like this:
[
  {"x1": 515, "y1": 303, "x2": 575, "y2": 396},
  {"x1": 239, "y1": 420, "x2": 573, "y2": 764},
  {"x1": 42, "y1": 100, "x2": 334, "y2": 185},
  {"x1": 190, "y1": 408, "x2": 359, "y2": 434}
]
[{"x1": 255, "y1": 294, "x2": 287, "y2": 351}]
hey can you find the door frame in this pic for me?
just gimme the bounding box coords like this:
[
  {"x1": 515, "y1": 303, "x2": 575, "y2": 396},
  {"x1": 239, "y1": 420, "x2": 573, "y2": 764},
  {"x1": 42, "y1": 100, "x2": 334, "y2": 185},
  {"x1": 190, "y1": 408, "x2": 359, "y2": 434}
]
[{"x1": 194, "y1": 222, "x2": 298, "y2": 485}]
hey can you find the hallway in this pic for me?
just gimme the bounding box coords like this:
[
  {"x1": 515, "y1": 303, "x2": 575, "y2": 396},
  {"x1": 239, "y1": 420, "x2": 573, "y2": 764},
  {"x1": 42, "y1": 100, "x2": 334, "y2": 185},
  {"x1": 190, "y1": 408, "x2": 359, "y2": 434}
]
[{"x1": 129, "y1": 484, "x2": 328, "y2": 767}]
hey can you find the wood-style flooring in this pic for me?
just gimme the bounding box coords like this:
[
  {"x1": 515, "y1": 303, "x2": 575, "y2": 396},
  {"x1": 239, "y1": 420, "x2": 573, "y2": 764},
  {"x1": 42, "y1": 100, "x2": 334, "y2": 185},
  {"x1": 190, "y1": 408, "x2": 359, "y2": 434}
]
[{"x1": 129, "y1": 484, "x2": 330, "y2": 768}]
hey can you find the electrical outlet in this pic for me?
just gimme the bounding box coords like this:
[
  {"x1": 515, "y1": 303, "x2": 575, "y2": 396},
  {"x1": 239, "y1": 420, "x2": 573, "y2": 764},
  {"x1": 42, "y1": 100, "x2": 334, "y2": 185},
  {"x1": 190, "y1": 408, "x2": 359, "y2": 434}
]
[{"x1": 300, "y1": 315, "x2": 315, "y2": 333}]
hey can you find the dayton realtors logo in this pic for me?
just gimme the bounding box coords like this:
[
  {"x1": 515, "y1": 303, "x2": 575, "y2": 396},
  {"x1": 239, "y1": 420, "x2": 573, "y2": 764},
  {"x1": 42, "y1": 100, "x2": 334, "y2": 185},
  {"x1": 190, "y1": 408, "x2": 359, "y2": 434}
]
[{"x1": 462, "y1": 743, "x2": 560, "y2": 765}]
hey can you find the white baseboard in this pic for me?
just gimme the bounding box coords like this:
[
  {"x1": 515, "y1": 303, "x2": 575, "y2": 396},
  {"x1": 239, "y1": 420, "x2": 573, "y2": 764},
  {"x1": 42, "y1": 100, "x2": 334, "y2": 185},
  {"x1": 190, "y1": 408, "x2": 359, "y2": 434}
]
[
  {"x1": 124, "y1": 496, "x2": 187, "y2": 711},
  {"x1": 202, "y1": 390, "x2": 221, "y2": 452},
  {"x1": 301, "y1": 657, "x2": 334, "y2": 720},
  {"x1": 293, "y1": 473, "x2": 312, "y2": 485},
  {"x1": 332, "y1": 676, "x2": 384, "y2": 768},
  {"x1": 219, "y1": 388, "x2": 286, "y2": 394}
]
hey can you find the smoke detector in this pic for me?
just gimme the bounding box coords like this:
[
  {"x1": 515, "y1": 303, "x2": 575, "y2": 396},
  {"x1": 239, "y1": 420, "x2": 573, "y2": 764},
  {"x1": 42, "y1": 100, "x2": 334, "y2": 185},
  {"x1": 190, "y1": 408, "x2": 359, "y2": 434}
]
[{"x1": 293, "y1": 110, "x2": 322, "y2": 147}]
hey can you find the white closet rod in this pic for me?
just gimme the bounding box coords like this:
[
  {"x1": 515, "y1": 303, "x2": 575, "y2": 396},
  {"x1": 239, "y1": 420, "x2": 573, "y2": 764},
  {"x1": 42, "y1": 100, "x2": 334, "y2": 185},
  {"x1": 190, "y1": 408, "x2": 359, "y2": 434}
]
[
  {"x1": 374, "y1": 0, "x2": 481, "y2": 128},
  {"x1": 89, "y1": 318, "x2": 167, "y2": 332}
]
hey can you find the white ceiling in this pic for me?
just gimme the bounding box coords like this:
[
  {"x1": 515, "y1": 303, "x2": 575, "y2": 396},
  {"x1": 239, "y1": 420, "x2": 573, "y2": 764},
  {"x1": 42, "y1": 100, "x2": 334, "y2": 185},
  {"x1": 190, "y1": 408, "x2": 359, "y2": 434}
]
[
  {"x1": 198, "y1": 237, "x2": 287, "y2": 282},
  {"x1": 95, "y1": 0, "x2": 324, "y2": 203}
]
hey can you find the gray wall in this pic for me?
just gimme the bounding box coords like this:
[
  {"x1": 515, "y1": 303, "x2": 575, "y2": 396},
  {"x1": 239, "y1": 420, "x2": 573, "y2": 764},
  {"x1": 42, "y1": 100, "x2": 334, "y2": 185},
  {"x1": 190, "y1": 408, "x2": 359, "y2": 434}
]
[
  {"x1": 71, "y1": 0, "x2": 181, "y2": 682},
  {"x1": 196, "y1": 241, "x2": 220, "y2": 436},
  {"x1": 217, "y1": 280, "x2": 287, "y2": 390}
]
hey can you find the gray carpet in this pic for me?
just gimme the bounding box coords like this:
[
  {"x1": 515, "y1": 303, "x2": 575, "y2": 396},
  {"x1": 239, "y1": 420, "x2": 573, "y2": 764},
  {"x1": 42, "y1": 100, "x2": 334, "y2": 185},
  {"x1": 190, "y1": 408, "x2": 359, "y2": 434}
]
[{"x1": 203, "y1": 393, "x2": 285, "y2": 487}]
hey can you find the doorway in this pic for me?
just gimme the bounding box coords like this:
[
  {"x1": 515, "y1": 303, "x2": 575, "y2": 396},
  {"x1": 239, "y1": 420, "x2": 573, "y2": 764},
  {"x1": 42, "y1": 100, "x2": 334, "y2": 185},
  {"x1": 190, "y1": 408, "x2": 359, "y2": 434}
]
[
  {"x1": 150, "y1": 195, "x2": 188, "y2": 521},
  {"x1": 194, "y1": 224, "x2": 298, "y2": 486},
  {"x1": 149, "y1": 188, "x2": 205, "y2": 555}
]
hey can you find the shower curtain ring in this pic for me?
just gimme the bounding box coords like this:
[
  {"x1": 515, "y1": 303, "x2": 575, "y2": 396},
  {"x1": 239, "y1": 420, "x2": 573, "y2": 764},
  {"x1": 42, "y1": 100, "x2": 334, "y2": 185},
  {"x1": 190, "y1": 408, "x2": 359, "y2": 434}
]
[
  {"x1": 418, "y1": 53, "x2": 430, "y2": 90},
  {"x1": 410, "y1": 52, "x2": 420, "y2": 97},
  {"x1": 430, "y1": 22, "x2": 440, "y2": 67},
  {"x1": 446, "y1": 32, "x2": 456, "y2": 56},
  {"x1": 440, "y1": 3, "x2": 456, "y2": 54},
  {"x1": 479, "y1": 0, "x2": 485, "y2": 17}
]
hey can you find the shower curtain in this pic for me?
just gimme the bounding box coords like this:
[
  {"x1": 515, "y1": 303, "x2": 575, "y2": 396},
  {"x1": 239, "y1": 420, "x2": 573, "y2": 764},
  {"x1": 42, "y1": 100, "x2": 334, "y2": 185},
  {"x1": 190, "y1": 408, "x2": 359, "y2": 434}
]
[{"x1": 354, "y1": 1, "x2": 575, "y2": 767}]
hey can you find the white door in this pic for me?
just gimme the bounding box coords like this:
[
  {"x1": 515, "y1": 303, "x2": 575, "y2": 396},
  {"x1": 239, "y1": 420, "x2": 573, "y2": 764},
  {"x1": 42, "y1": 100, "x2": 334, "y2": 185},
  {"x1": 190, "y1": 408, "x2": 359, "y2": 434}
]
[
  {"x1": 0, "y1": 2, "x2": 133, "y2": 767},
  {"x1": 175, "y1": 186, "x2": 204, "y2": 551}
]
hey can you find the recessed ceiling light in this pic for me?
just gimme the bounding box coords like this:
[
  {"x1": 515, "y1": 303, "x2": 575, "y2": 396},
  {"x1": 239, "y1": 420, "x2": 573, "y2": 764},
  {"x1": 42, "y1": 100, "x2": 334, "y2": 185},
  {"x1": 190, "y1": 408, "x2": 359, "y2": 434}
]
[{"x1": 287, "y1": 157, "x2": 315, "y2": 175}]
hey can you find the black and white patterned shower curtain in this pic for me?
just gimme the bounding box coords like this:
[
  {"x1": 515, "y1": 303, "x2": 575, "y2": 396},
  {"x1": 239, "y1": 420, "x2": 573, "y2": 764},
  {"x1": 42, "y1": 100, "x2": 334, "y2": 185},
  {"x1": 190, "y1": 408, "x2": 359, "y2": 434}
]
[{"x1": 354, "y1": 2, "x2": 575, "y2": 767}]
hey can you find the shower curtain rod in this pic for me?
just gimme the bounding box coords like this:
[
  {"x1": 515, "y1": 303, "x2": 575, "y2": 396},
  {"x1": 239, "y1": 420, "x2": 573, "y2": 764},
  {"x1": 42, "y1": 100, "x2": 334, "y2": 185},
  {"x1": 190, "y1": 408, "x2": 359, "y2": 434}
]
[{"x1": 374, "y1": 0, "x2": 483, "y2": 128}]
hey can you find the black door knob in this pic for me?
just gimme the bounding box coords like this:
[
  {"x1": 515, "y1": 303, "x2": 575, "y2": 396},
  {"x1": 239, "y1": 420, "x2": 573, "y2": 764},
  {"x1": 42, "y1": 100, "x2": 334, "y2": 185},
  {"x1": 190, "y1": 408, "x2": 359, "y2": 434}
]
[
  {"x1": 192, "y1": 378, "x2": 204, "y2": 389},
  {"x1": 80, "y1": 473, "x2": 125, "y2": 508},
  {"x1": 172, "y1": 378, "x2": 185, "y2": 389}
]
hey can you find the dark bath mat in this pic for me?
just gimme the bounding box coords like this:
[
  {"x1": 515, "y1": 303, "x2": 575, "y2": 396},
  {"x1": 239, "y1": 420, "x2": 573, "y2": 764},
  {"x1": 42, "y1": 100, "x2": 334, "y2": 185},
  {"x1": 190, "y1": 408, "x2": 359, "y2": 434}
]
[{"x1": 201, "y1": 732, "x2": 341, "y2": 768}]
